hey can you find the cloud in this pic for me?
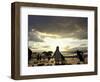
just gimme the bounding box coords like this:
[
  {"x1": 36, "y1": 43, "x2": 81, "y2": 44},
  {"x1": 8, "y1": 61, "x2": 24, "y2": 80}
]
[
  {"x1": 71, "y1": 46, "x2": 88, "y2": 52},
  {"x1": 28, "y1": 15, "x2": 88, "y2": 40},
  {"x1": 63, "y1": 39, "x2": 87, "y2": 52},
  {"x1": 28, "y1": 15, "x2": 88, "y2": 52},
  {"x1": 64, "y1": 46, "x2": 87, "y2": 53},
  {"x1": 28, "y1": 29, "x2": 44, "y2": 42},
  {"x1": 28, "y1": 40, "x2": 51, "y2": 52}
]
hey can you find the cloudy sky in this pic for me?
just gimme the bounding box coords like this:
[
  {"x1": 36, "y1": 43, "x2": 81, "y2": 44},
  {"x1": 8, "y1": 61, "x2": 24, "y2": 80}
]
[{"x1": 28, "y1": 15, "x2": 88, "y2": 53}]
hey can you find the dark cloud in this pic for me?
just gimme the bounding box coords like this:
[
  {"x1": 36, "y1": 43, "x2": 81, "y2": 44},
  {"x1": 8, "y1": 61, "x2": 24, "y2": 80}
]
[
  {"x1": 28, "y1": 15, "x2": 88, "y2": 40},
  {"x1": 73, "y1": 46, "x2": 87, "y2": 50},
  {"x1": 65, "y1": 46, "x2": 87, "y2": 53},
  {"x1": 28, "y1": 42, "x2": 50, "y2": 51},
  {"x1": 42, "y1": 45, "x2": 50, "y2": 48},
  {"x1": 30, "y1": 47, "x2": 38, "y2": 49},
  {"x1": 80, "y1": 43, "x2": 87, "y2": 47},
  {"x1": 71, "y1": 46, "x2": 87, "y2": 52},
  {"x1": 28, "y1": 29, "x2": 44, "y2": 42}
]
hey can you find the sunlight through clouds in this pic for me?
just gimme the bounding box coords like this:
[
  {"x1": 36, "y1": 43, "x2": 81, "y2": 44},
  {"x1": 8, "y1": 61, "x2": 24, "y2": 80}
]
[{"x1": 28, "y1": 15, "x2": 88, "y2": 53}]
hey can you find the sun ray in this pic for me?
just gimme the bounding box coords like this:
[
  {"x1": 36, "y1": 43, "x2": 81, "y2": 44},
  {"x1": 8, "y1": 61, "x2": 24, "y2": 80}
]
[{"x1": 44, "y1": 37, "x2": 69, "y2": 51}]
